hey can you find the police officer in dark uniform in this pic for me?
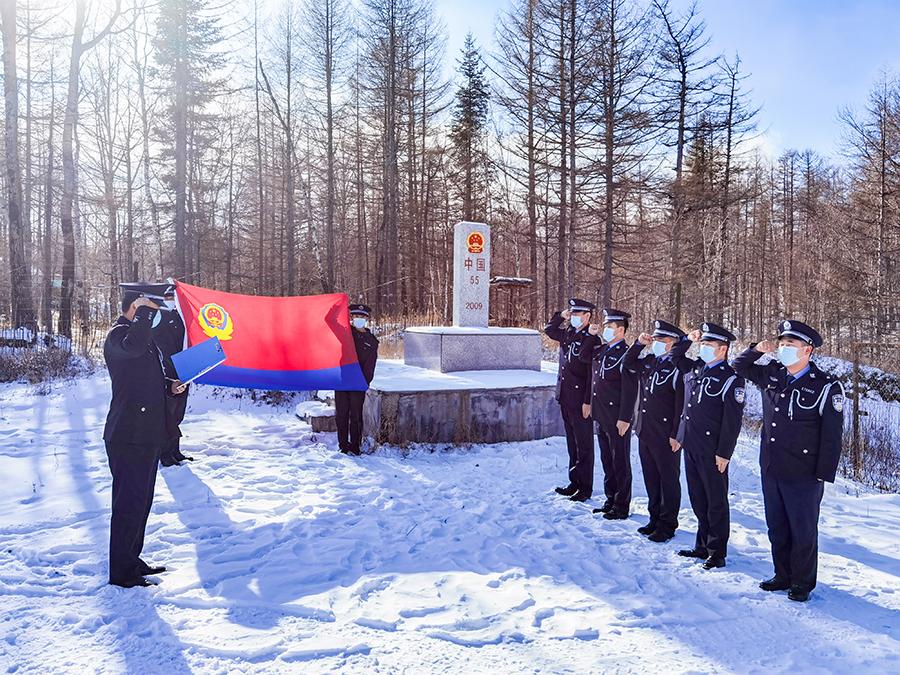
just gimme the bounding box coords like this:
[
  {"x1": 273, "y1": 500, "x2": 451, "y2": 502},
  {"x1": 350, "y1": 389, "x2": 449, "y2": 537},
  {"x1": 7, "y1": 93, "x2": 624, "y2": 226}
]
[
  {"x1": 153, "y1": 286, "x2": 193, "y2": 467},
  {"x1": 545, "y1": 299, "x2": 595, "y2": 502},
  {"x1": 624, "y1": 320, "x2": 689, "y2": 542},
  {"x1": 104, "y1": 289, "x2": 186, "y2": 588},
  {"x1": 335, "y1": 304, "x2": 379, "y2": 456},
  {"x1": 733, "y1": 320, "x2": 844, "y2": 602},
  {"x1": 671, "y1": 323, "x2": 745, "y2": 570},
  {"x1": 580, "y1": 309, "x2": 638, "y2": 519}
]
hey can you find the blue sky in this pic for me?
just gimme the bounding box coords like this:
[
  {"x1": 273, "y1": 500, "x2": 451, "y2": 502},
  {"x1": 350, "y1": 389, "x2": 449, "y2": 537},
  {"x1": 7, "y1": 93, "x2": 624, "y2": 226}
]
[{"x1": 436, "y1": 0, "x2": 900, "y2": 161}]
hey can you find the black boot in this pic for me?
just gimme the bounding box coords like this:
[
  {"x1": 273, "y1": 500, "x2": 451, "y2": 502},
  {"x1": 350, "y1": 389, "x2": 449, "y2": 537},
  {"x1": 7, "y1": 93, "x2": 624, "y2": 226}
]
[
  {"x1": 648, "y1": 530, "x2": 674, "y2": 543},
  {"x1": 109, "y1": 576, "x2": 152, "y2": 588},
  {"x1": 788, "y1": 586, "x2": 810, "y2": 602},
  {"x1": 591, "y1": 501, "x2": 614, "y2": 515},
  {"x1": 677, "y1": 547, "x2": 708, "y2": 559},
  {"x1": 637, "y1": 522, "x2": 657, "y2": 535},
  {"x1": 569, "y1": 490, "x2": 591, "y2": 502},
  {"x1": 702, "y1": 557, "x2": 726, "y2": 570},
  {"x1": 555, "y1": 484, "x2": 578, "y2": 497},
  {"x1": 759, "y1": 577, "x2": 791, "y2": 592},
  {"x1": 172, "y1": 448, "x2": 194, "y2": 462},
  {"x1": 159, "y1": 453, "x2": 180, "y2": 467},
  {"x1": 602, "y1": 509, "x2": 628, "y2": 520}
]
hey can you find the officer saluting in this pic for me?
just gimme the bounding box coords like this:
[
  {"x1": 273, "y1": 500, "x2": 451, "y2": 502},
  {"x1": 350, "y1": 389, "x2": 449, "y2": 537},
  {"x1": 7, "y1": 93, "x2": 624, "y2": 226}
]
[
  {"x1": 733, "y1": 320, "x2": 844, "y2": 602},
  {"x1": 624, "y1": 320, "x2": 689, "y2": 542},
  {"x1": 104, "y1": 287, "x2": 186, "y2": 587},
  {"x1": 545, "y1": 299, "x2": 595, "y2": 502},
  {"x1": 580, "y1": 309, "x2": 638, "y2": 519},
  {"x1": 335, "y1": 304, "x2": 379, "y2": 455},
  {"x1": 671, "y1": 323, "x2": 745, "y2": 570}
]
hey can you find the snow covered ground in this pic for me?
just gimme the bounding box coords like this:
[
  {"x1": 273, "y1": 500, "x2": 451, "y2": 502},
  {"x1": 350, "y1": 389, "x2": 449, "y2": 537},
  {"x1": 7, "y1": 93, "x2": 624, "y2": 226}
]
[{"x1": 1, "y1": 373, "x2": 898, "y2": 674}]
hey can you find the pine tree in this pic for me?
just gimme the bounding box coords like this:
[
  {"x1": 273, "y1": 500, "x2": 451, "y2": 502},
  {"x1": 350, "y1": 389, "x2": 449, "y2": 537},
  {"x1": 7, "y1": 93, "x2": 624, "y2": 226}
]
[
  {"x1": 153, "y1": 0, "x2": 224, "y2": 280},
  {"x1": 450, "y1": 33, "x2": 490, "y2": 222}
]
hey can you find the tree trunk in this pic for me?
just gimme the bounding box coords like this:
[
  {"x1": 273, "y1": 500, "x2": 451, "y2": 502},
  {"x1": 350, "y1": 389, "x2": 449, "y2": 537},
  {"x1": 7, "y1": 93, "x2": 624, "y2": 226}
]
[{"x1": 1, "y1": 0, "x2": 36, "y2": 329}]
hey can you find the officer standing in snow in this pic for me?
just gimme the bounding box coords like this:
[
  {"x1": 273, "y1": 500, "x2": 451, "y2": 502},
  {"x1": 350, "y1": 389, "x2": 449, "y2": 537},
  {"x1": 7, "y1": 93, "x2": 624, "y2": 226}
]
[
  {"x1": 580, "y1": 308, "x2": 638, "y2": 519},
  {"x1": 153, "y1": 285, "x2": 193, "y2": 467},
  {"x1": 733, "y1": 320, "x2": 844, "y2": 602},
  {"x1": 624, "y1": 320, "x2": 689, "y2": 542},
  {"x1": 671, "y1": 323, "x2": 745, "y2": 570},
  {"x1": 335, "y1": 303, "x2": 379, "y2": 455},
  {"x1": 545, "y1": 299, "x2": 596, "y2": 502},
  {"x1": 103, "y1": 288, "x2": 186, "y2": 588}
]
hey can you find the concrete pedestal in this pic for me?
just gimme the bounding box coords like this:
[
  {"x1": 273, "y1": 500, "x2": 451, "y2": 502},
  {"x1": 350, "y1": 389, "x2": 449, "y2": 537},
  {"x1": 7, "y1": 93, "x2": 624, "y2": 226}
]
[
  {"x1": 403, "y1": 326, "x2": 541, "y2": 373},
  {"x1": 364, "y1": 360, "x2": 563, "y2": 445}
]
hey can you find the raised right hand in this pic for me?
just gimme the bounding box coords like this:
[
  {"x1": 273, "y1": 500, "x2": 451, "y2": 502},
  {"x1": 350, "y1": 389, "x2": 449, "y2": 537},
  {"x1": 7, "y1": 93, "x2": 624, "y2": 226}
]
[
  {"x1": 755, "y1": 339, "x2": 775, "y2": 353},
  {"x1": 134, "y1": 297, "x2": 160, "y2": 310},
  {"x1": 638, "y1": 332, "x2": 652, "y2": 346}
]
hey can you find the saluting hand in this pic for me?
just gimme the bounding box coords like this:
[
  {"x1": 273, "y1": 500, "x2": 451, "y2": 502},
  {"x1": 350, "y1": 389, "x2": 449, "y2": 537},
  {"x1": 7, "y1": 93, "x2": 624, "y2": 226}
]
[
  {"x1": 561, "y1": 309, "x2": 571, "y2": 320},
  {"x1": 715, "y1": 455, "x2": 730, "y2": 473},
  {"x1": 638, "y1": 332, "x2": 652, "y2": 346},
  {"x1": 588, "y1": 323, "x2": 601, "y2": 336},
  {"x1": 582, "y1": 403, "x2": 591, "y2": 420},
  {"x1": 755, "y1": 339, "x2": 776, "y2": 353},
  {"x1": 616, "y1": 420, "x2": 630, "y2": 437},
  {"x1": 134, "y1": 297, "x2": 160, "y2": 311},
  {"x1": 688, "y1": 329, "x2": 702, "y2": 343}
]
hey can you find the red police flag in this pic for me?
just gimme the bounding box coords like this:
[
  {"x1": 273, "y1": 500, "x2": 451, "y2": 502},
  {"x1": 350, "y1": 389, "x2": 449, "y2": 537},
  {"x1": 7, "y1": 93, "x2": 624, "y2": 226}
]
[{"x1": 174, "y1": 281, "x2": 368, "y2": 391}]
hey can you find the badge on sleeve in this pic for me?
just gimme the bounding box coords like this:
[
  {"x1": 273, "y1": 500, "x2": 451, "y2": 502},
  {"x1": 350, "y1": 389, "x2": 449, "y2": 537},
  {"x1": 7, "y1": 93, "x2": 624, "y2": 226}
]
[
  {"x1": 734, "y1": 387, "x2": 745, "y2": 403},
  {"x1": 832, "y1": 394, "x2": 844, "y2": 412}
]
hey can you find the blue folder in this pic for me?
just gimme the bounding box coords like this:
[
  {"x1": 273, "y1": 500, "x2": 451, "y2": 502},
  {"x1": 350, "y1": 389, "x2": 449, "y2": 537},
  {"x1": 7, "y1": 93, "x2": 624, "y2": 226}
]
[{"x1": 171, "y1": 337, "x2": 227, "y2": 384}]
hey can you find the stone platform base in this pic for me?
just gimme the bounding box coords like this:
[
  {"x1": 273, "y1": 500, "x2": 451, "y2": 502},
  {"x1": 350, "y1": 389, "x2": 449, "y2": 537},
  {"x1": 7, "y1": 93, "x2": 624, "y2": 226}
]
[
  {"x1": 363, "y1": 360, "x2": 563, "y2": 445},
  {"x1": 403, "y1": 326, "x2": 541, "y2": 373}
]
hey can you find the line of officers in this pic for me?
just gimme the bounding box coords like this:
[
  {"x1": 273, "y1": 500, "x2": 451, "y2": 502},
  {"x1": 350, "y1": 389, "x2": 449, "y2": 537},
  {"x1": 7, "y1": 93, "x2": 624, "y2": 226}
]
[{"x1": 546, "y1": 299, "x2": 845, "y2": 603}]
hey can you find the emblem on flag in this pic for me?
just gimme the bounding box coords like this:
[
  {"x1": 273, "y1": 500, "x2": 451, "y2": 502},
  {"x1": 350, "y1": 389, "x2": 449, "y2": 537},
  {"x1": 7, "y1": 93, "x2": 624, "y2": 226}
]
[{"x1": 199, "y1": 303, "x2": 234, "y2": 341}]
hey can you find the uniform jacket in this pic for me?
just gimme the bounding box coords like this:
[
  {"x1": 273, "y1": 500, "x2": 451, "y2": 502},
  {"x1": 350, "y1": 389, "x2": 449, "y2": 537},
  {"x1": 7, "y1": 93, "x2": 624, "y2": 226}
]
[
  {"x1": 672, "y1": 348, "x2": 746, "y2": 460},
  {"x1": 104, "y1": 306, "x2": 183, "y2": 446},
  {"x1": 544, "y1": 312, "x2": 593, "y2": 413},
  {"x1": 352, "y1": 328, "x2": 379, "y2": 384},
  {"x1": 624, "y1": 338, "x2": 689, "y2": 442},
  {"x1": 733, "y1": 347, "x2": 844, "y2": 482},
  {"x1": 579, "y1": 336, "x2": 637, "y2": 430}
]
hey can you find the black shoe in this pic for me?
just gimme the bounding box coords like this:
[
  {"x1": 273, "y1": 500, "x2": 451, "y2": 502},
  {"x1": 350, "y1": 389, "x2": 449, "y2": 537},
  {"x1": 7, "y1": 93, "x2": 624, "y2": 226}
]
[
  {"x1": 109, "y1": 576, "x2": 152, "y2": 588},
  {"x1": 569, "y1": 490, "x2": 591, "y2": 502},
  {"x1": 339, "y1": 447, "x2": 351, "y2": 455},
  {"x1": 702, "y1": 557, "x2": 726, "y2": 570},
  {"x1": 637, "y1": 522, "x2": 657, "y2": 536},
  {"x1": 648, "y1": 530, "x2": 675, "y2": 543},
  {"x1": 602, "y1": 509, "x2": 629, "y2": 520},
  {"x1": 759, "y1": 577, "x2": 791, "y2": 592},
  {"x1": 596, "y1": 501, "x2": 614, "y2": 514},
  {"x1": 677, "y1": 548, "x2": 708, "y2": 559},
  {"x1": 555, "y1": 484, "x2": 578, "y2": 497},
  {"x1": 159, "y1": 454, "x2": 180, "y2": 467},
  {"x1": 172, "y1": 449, "x2": 194, "y2": 462},
  {"x1": 788, "y1": 586, "x2": 810, "y2": 602},
  {"x1": 139, "y1": 565, "x2": 167, "y2": 575}
]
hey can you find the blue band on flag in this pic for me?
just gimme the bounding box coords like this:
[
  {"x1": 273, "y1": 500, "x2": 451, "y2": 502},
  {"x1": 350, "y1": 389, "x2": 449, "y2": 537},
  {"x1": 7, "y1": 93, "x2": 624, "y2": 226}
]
[{"x1": 196, "y1": 363, "x2": 368, "y2": 391}]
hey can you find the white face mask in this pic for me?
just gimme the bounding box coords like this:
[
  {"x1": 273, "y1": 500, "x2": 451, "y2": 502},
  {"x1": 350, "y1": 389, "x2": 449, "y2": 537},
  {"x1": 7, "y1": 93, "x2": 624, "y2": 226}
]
[
  {"x1": 602, "y1": 326, "x2": 616, "y2": 342},
  {"x1": 352, "y1": 317, "x2": 368, "y2": 330},
  {"x1": 570, "y1": 315, "x2": 584, "y2": 329},
  {"x1": 651, "y1": 340, "x2": 668, "y2": 357},
  {"x1": 163, "y1": 299, "x2": 177, "y2": 310},
  {"x1": 698, "y1": 343, "x2": 719, "y2": 364},
  {"x1": 777, "y1": 345, "x2": 801, "y2": 367}
]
